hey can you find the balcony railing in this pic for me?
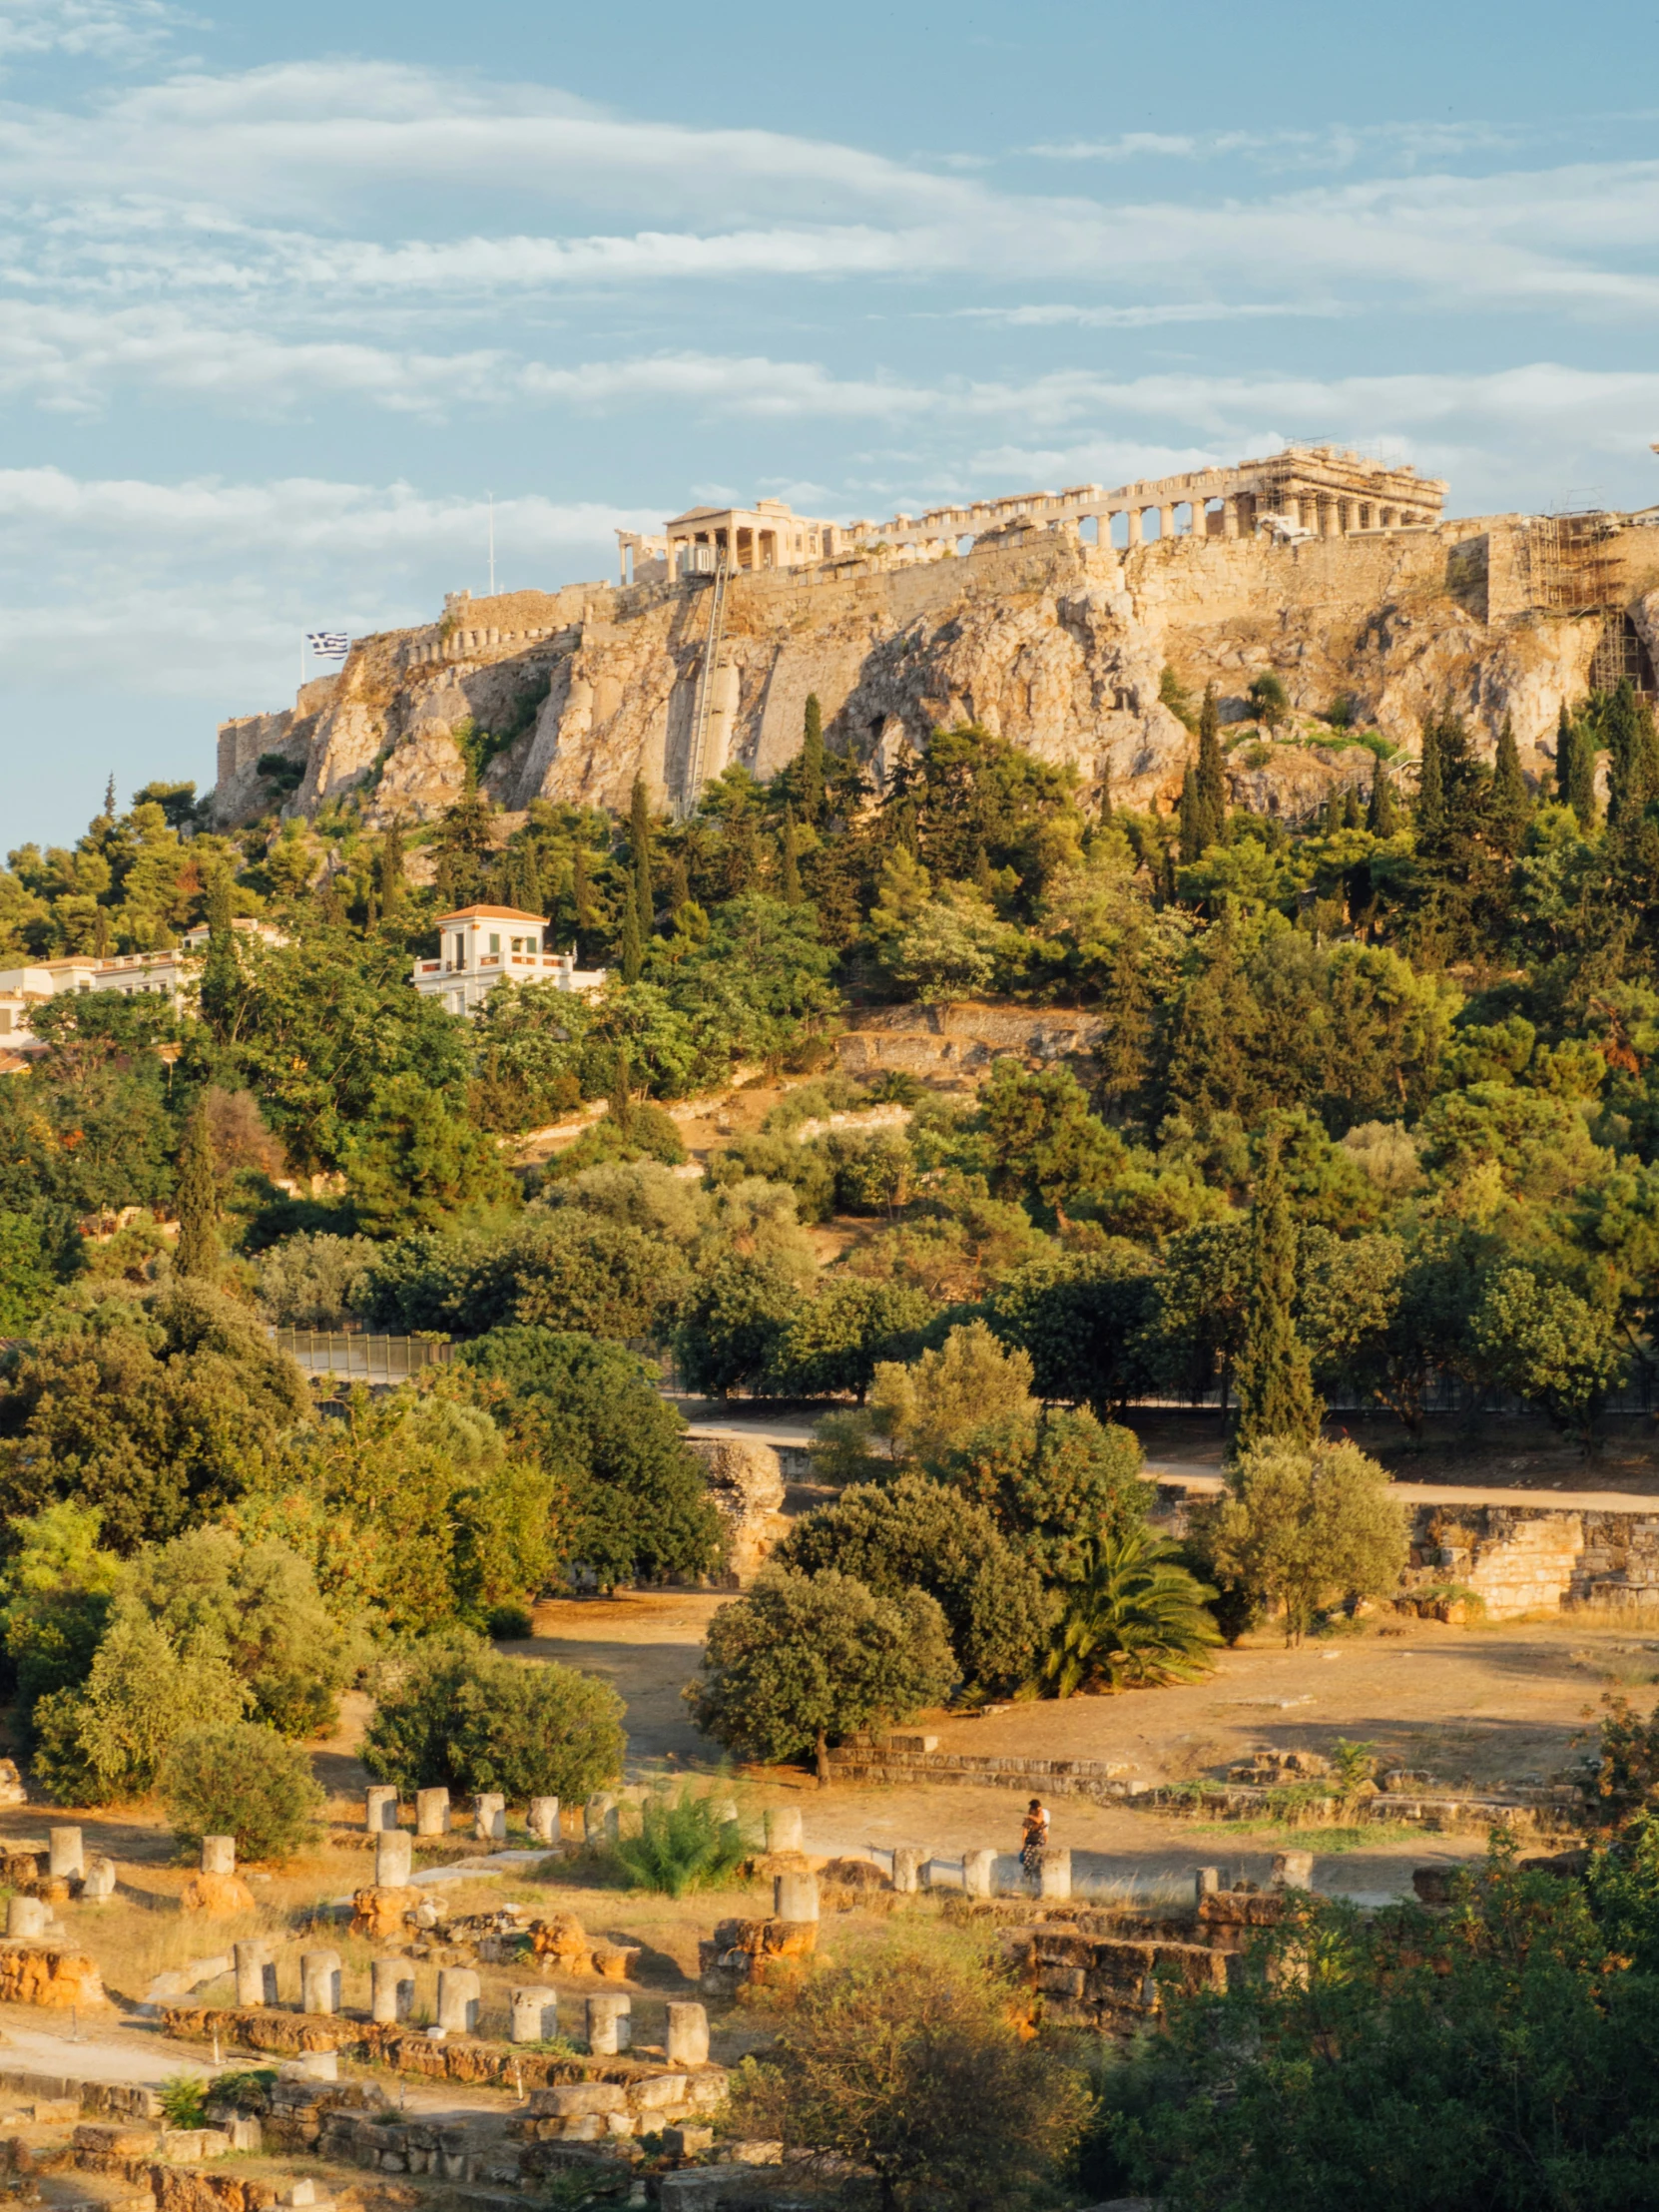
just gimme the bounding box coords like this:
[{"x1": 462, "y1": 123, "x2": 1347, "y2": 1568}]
[{"x1": 274, "y1": 1331, "x2": 454, "y2": 1379}]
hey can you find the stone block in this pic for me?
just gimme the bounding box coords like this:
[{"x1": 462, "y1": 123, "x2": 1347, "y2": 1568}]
[
  {"x1": 529, "y1": 2082, "x2": 626, "y2": 2118},
  {"x1": 891, "y1": 1847, "x2": 925, "y2": 1894},
  {"x1": 47, "y1": 1829, "x2": 82, "y2": 1881},
  {"x1": 886, "y1": 1734, "x2": 938, "y2": 1753},
  {"x1": 1272, "y1": 1851, "x2": 1315, "y2": 1892},
  {"x1": 365, "y1": 1787, "x2": 398, "y2": 1832},
  {"x1": 200, "y1": 1837, "x2": 235, "y2": 1877},
  {"x1": 666, "y1": 2000, "x2": 709, "y2": 2065},
  {"x1": 299, "y1": 1949, "x2": 341, "y2": 2015},
  {"x1": 1195, "y1": 1866, "x2": 1220, "y2": 1902},
  {"x1": 1038, "y1": 1848, "x2": 1072, "y2": 1901},
  {"x1": 180, "y1": 1870, "x2": 258, "y2": 1918},
  {"x1": 473, "y1": 1794, "x2": 506, "y2": 1844},
  {"x1": 586, "y1": 1992, "x2": 631, "y2": 2055},
  {"x1": 6, "y1": 1897, "x2": 45, "y2": 1940},
  {"x1": 527, "y1": 1798, "x2": 559, "y2": 1845},
  {"x1": 81, "y1": 1856, "x2": 117, "y2": 1906},
  {"x1": 772, "y1": 1871, "x2": 819, "y2": 1924},
  {"x1": 350, "y1": 1883, "x2": 422, "y2": 1940},
  {"x1": 510, "y1": 1986, "x2": 557, "y2": 2042},
  {"x1": 415, "y1": 1788, "x2": 450, "y2": 1838},
  {"x1": 662, "y1": 2124, "x2": 715, "y2": 2156},
  {"x1": 963, "y1": 1848, "x2": 996, "y2": 1898}
]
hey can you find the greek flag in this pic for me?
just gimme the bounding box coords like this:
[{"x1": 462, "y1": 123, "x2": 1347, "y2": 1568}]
[{"x1": 306, "y1": 631, "x2": 349, "y2": 661}]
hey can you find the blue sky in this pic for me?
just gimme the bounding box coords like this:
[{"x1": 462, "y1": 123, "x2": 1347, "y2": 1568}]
[{"x1": 5, "y1": 0, "x2": 1659, "y2": 845}]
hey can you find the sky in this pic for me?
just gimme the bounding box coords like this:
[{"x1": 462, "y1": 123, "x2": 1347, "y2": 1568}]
[{"x1": 5, "y1": 0, "x2": 1659, "y2": 847}]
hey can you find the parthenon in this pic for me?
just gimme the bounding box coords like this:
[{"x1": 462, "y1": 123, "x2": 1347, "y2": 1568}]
[{"x1": 615, "y1": 444, "x2": 1448, "y2": 582}]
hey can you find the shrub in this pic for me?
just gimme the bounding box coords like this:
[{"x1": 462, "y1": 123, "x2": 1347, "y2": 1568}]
[
  {"x1": 1196, "y1": 1437, "x2": 1407, "y2": 1644},
  {"x1": 159, "y1": 2075, "x2": 209, "y2": 2129},
  {"x1": 1036, "y1": 1529, "x2": 1221, "y2": 1697},
  {"x1": 610, "y1": 1787, "x2": 750, "y2": 1897},
  {"x1": 160, "y1": 1721, "x2": 324, "y2": 1860},
  {"x1": 362, "y1": 1633, "x2": 626, "y2": 1801},
  {"x1": 485, "y1": 1602, "x2": 535, "y2": 1640}
]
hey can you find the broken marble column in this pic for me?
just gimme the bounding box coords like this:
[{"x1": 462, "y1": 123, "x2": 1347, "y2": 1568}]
[
  {"x1": 375, "y1": 1831, "x2": 413, "y2": 1887},
  {"x1": 891, "y1": 1847, "x2": 925, "y2": 1895},
  {"x1": 6, "y1": 1896, "x2": 45, "y2": 1939},
  {"x1": 201, "y1": 1836, "x2": 236, "y2": 1876},
  {"x1": 1038, "y1": 1849, "x2": 1072, "y2": 1901},
  {"x1": 370, "y1": 1958, "x2": 415, "y2": 2025},
  {"x1": 81, "y1": 1856, "x2": 117, "y2": 1907},
  {"x1": 1195, "y1": 1866, "x2": 1220, "y2": 1904},
  {"x1": 235, "y1": 1939, "x2": 277, "y2": 2007},
  {"x1": 48, "y1": 1827, "x2": 82, "y2": 1880},
  {"x1": 510, "y1": 1985, "x2": 558, "y2": 2042},
  {"x1": 527, "y1": 1797, "x2": 559, "y2": 1846},
  {"x1": 963, "y1": 1848, "x2": 997, "y2": 1899},
  {"x1": 436, "y1": 1966, "x2": 480, "y2": 2035},
  {"x1": 1273, "y1": 1851, "x2": 1314, "y2": 1892},
  {"x1": 765, "y1": 1807, "x2": 803, "y2": 1853},
  {"x1": 473, "y1": 1793, "x2": 506, "y2": 1844},
  {"x1": 365, "y1": 1786, "x2": 398, "y2": 1833},
  {"x1": 774, "y1": 1871, "x2": 820, "y2": 1924},
  {"x1": 415, "y1": 1788, "x2": 450, "y2": 1837},
  {"x1": 584, "y1": 1792, "x2": 617, "y2": 1841},
  {"x1": 665, "y1": 2002, "x2": 709, "y2": 2066},
  {"x1": 300, "y1": 1948, "x2": 341, "y2": 2015},
  {"x1": 586, "y1": 1993, "x2": 631, "y2": 2055}
]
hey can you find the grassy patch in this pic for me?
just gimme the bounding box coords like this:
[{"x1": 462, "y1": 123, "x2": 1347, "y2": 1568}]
[{"x1": 1181, "y1": 1819, "x2": 1429, "y2": 1855}]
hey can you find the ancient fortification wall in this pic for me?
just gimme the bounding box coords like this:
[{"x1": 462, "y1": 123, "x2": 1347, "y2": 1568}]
[{"x1": 212, "y1": 510, "x2": 1659, "y2": 831}]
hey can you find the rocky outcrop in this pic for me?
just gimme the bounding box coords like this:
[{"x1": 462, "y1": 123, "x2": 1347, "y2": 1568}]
[
  {"x1": 214, "y1": 520, "x2": 1659, "y2": 833},
  {"x1": 0, "y1": 1940, "x2": 107, "y2": 2008},
  {"x1": 685, "y1": 1437, "x2": 787, "y2": 1585}
]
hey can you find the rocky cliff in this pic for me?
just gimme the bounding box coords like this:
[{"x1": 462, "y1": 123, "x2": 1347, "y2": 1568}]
[{"x1": 214, "y1": 516, "x2": 1659, "y2": 831}]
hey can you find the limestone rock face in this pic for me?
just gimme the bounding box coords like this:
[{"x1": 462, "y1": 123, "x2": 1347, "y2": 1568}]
[
  {"x1": 348, "y1": 1884, "x2": 423, "y2": 1940},
  {"x1": 180, "y1": 1871, "x2": 258, "y2": 1917},
  {"x1": 0, "y1": 1938, "x2": 107, "y2": 2007},
  {"x1": 213, "y1": 521, "x2": 1659, "y2": 833},
  {"x1": 685, "y1": 1436, "x2": 787, "y2": 1586}
]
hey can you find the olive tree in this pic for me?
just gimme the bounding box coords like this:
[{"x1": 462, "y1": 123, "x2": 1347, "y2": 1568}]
[{"x1": 1197, "y1": 1438, "x2": 1406, "y2": 1644}]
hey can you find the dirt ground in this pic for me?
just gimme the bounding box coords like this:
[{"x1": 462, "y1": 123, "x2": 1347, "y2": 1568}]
[{"x1": 525, "y1": 1590, "x2": 1659, "y2": 1903}]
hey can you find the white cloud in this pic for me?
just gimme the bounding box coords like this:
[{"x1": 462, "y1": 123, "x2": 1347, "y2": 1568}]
[{"x1": 0, "y1": 0, "x2": 189, "y2": 64}]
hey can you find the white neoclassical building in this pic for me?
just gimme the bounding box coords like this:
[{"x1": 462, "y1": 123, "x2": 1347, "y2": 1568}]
[
  {"x1": 0, "y1": 918, "x2": 285, "y2": 1052},
  {"x1": 411, "y1": 904, "x2": 608, "y2": 1018}
]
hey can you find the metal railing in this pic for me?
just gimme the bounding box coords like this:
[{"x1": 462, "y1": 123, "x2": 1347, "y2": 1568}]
[{"x1": 274, "y1": 1331, "x2": 454, "y2": 1380}]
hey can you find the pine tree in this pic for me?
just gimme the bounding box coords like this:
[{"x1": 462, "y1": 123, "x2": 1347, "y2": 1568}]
[
  {"x1": 1489, "y1": 717, "x2": 1531, "y2": 854},
  {"x1": 93, "y1": 905, "x2": 110, "y2": 958},
  {"x1": 573, "y1": 844, "x2": 596, "y2": 958},
  {"x1": 630, "y1": 776, "x2": 654, "y2": 938},
  {"x1": 1367, "y1": 765, "x2": 1398, "y2": 837},
  {"x1": 972, "y1": 840, "x2": 994, "y2": 897},
  {"x1": 1232, "y1": 1139, "x2": 1324, "y2": 1453},
  {"x1": 173, "y1": 1104, "x2": 220, "y2": 1281},
  {"x1": 1193, "y1": 684, "x2": 1227, "y2": 850},
  {"x1": 609, "y1": 1046, "x2": 635, "y2": 1136},
  {"x1": 800, "y1": 694, "x2": 826, "y2": 825},
  {"x1": 103, "y1": 775, "x2": 116, "y2": 820},
  {"x1": 1416, "y1": 714, "x2": 1445, "y2": 844},
  {"x1": 781, "y1": 806, "x2": 804, "y2": 905},
  {"x1": 1097, "y1": 758, "x2": 1114, "y2": 826},
  {"x1": 1159, "y1": 844, "x2": 1177, "y2": 906}
]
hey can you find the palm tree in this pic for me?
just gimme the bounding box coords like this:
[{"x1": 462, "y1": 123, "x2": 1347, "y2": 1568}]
[{"x1": 1037, "y1": 1527, "x2": 1221, "y2": 1698}]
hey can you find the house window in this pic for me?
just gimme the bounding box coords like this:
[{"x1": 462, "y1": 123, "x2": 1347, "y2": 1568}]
[{"x1": 488, "y1": 933, "x2": 500, "y2": 954}]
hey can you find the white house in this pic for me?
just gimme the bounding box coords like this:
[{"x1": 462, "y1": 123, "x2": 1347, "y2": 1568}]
[
  {"x1": 0, "y1": 917, "x2": 286, "y2": 1051},
  {"x1": 410, "y1": 904, "x2": 608, "y2": 1017}
]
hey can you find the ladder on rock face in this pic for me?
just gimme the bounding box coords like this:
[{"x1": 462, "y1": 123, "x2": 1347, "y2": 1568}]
[{"x1": 682, "y1": 558, "x2": 729, "y2": 817}]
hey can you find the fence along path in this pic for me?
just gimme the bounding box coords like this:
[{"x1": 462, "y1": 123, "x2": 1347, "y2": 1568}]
[{"x1": 272, "y1": 1330, "x2": 453, "y2": 1380}]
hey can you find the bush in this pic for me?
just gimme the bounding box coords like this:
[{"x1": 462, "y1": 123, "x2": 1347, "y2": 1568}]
[
  {"x1": 1196, "y1": 1436, "x2": 1407, "y2": 1644},
  {"x1": 486, "y1": 1602, "x2": 535, "y2": 1640},
  {"x1": 160, "y1": 1721, "x2": 324, "y2": 1860},
  {"x1": 159, "y1": 2075, "x2": 209, "y2": 2129},
  {"x1": 610, "y1": 1787, "x2": 750, "y2": 1897},
  {"x1": 1036, "y1": 1529, "x2": 1221, "y2": 1697},
  {"x1": 362, "y1": 1633, "x2": 626, "y2": 1800}
]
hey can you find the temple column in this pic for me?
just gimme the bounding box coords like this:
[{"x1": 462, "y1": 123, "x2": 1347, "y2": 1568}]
[
  {"x1": 1222, "y1": 496, "x2": 1240, "y2": 539},
  {"x1": 1159, "y1": 503, "x2": 1176, "y2": 540},
  {"x1": 1190, "y1": 499, "x2": 1208, "y2": 537},
  {"x1": 1126, "y1": 508, "x2": 1144, "y2": 547}
]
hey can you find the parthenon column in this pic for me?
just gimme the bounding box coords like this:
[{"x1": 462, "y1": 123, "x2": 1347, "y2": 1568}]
[
  {"x1": 1189, "y1": 499, "x2": 1208, "y2": 537},
  {"x1": 1159, "y1": 504, "x2": 1175, "y2": 540},
  {"x1": 1126, "y1": 508, "x2": 1144, "y2": 547},
  {"x1": 1222, "y1": 497, "x2": 1240, "y2": 539}
]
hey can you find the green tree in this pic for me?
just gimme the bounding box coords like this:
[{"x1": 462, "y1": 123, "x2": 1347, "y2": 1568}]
[
  {"x1": 984, "y1": 1244, "x2": 1159, "y2": 1413},
  {"x1": 0, "y1": 1212, "x2": 57, "y2": 1333},
  {"x1": 1037, "y1": 1527, "x2": 1220, "y2": 1696},
  {"x1": 1233, "y1": 1141, "x2": 1324, "y2": 1452},
  {"x1": 799, "y1": 693, "x2": 826, "y2": 824},
  {"x1": 777, "y1": 1473, "x2": 1051, "y2": 1694},
  {"x1": 0, "y1": 1501, "x2": 121, "y2": 1728},
  {"x1": 1489, "y1": 716, "x2": 1532, "y2": 853},
  {"x1": 980, "y1": 1058, "x2": 1126, "y2": 1223},
  {"x1": 726, "y1": 1945, "x2": 1087, "y2": 2212},
  {"x1": 1366, "y1": 763, "x2": 1398, "y2": 837},
  {"x1": 629, "y1": 774, "x2": 654, "y2": 939},
  {"x1": 868, "y1": 1321, "x2": 1036, "y2": 1468},
  {"x1": 160, "y1": 1721, "x2": 324, "y2": 1860},
  {"x1": 340, "y1": 1073, "x2": 515, "y2": 1236},
  {"x1": 780, "y1": 805, "x2": 804, "y2": 905},
  {"x1": 766, "y1": 1279, "x2": 935, "y2": 1399},
  {"x1": 672, "y1": 1252, "x2": 804, "y2": 1398},
  {"x1": 1199, "y1": 1436, "x2": 1406, "y2": 1643},
  {"x1": 686, "y1": 1566, "x2": 955, "y2": 1783},
  {"x1": 936, "y1": 1406, "x2": 1150, "y2": 1582},
  {"x1": 1192, "y1": 684, "x2": 1227, "y2": 852},
  {"x1": 1248, "y1": 672, "x2": 1289, "y2": 730},
  {"x1": 362, "y1": 1631, "x2": 626, "y2": 1799},
  {"x1": 1471, "y1": 1265, "x2": 1627, "y2": 1451}
]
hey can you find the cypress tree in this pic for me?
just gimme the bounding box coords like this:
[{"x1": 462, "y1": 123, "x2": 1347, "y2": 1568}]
[
  {"x1": 377, "y1": 819, "x2": 405, "y2": 915},
  {"x1": 1367, "y1": 765, "x2": 1398, "y2": 837},
  {"x1": 93, "y1": 905, "x2": 110, "y2": 958},
  {"x1": 1322, "y1": 790, "x2": 1345, "y2": 836},
  {"x1": 1489, "y1": 717, "x2": 1531, "y2": 853},
  {"x1": 619, "y1": 893, "x2": 642, "y2": 984},
  {"x1": 973, "y1": 839, "x2": 994, "y2": 897},
  {"x1": 800, "y1": 694, "x2": 826, "y2": 825},
  {"x1": 630, "y1": 776, "x2": 654, "y2": 938},
  {"x1": 1555, "y1": 702, "x2": 1576, "y2": 808},
  {"x1": 1176, "y1": 766, "x2": 1202, "y2": 863},
  {"x1": 573, "y1": 844, "x2": 595, "y2": 958},
  {"x1": 1194, "y1": 684, "x2": 1227, "y2": 850},
  {"x1": 781, "y1": 806, "x2": 803, "y2": 905},
  {"x1": 174, "y1": 1103, "x2": 220, "y2": 1281},
  {"x1": 103, "y1": 775, "x2": 117, "y2": 820},
  {"x1": 1233, "y1": 1139, "x2": 1324, "y2": 1453},
  {"x1": 1415, "y1": 714, "x2": 1444, "y2": 844},
  {"x1": 1098, "y1": 758, "x2": 1114, "y2": 826},
  {"x1": 1341, "y1": 787, "x2": 1364, "y2": 831},
  {"x1": 1159, "y1": 843, "x2": 1178, "y2": 906},
  {"x1": 1567, "y1": 716, "x2": 1598, "y2": 830},
  {"x1": 609, "y1": 1046, "x2": 635, "y2": 1136}
]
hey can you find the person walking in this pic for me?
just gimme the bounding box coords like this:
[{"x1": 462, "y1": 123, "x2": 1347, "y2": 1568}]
[{"x1": 1019, "y1": 1797, "x2": 1050, "y2": 1884}]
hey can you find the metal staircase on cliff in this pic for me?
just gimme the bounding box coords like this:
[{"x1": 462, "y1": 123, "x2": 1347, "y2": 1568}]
[{"x1": 682, "y1": 556, "x2": 730, "y2": 817}]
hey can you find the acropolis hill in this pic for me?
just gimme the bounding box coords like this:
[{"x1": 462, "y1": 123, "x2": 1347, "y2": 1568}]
[{"x1": 214, "y1": 444, "x2": 1659, "y2": 830}]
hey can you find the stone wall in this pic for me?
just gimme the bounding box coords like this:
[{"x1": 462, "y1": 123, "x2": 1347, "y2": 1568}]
[{"x1": 1410, "y1": 1501, "x2": 1659, "y2": 1620}]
